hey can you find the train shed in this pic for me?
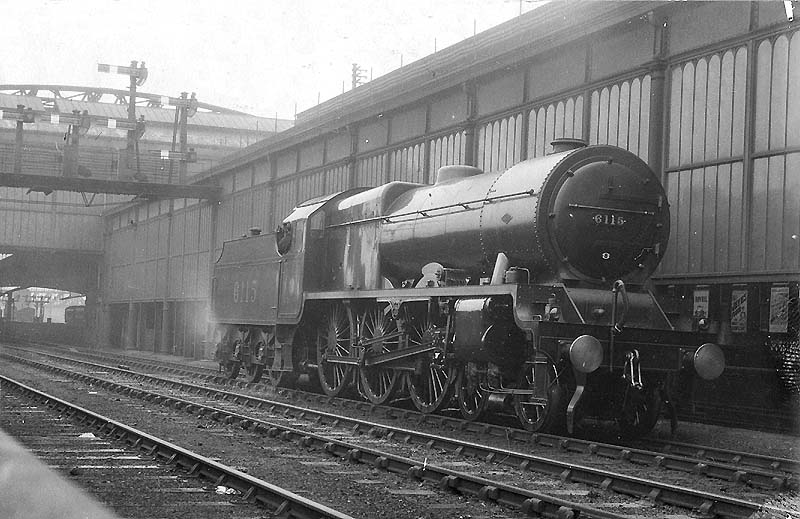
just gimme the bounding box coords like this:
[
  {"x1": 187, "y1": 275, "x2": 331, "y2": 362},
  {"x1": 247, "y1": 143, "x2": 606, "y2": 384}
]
[{"x1": 9, "y1": 2, "x2": 800, "y2": 427}]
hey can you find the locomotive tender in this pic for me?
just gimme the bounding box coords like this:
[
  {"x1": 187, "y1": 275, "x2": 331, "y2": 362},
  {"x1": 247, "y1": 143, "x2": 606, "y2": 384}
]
[{"x1": 212, "y1": 140, "x2": 725, "y2": 436}]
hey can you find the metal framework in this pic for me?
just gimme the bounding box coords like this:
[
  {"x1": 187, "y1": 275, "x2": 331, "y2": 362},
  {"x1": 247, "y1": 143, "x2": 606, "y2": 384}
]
[
  {"x1": 0, "y1": 84, "x2": 246, "y2": 114},
  {"x1": 0, "y1": 80, "x2": 215, "y2": 199},
  {"x1": 0, "y1": 172, "x2": 219, "y2": 200}
]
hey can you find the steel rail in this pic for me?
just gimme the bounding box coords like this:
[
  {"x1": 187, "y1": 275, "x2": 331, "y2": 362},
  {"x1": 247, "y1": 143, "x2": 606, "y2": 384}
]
[
  {"x1": 5, "y1": 352, "x2": 791, "y2": 519},
  {"x1": 118, "y1": 350, "x2": 800, "y2": 477},
  {"x1": 3, "y1": 355, "x2": 632, "y2": 519},
  {"x1": 640, "y1": 438, "x2": 800, "y2": 477},
  {"x1": 0, "y1": 374, "x2": 355, "y2": 519},
  {"x1": 15, "y1": 344, "x2": 798, "y2": 486}
]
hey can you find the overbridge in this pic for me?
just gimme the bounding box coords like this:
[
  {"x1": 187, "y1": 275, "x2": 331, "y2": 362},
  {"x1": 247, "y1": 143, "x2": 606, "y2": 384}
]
[{"x1": 0, "y1": 80, "x2": 291, "y2": 319}]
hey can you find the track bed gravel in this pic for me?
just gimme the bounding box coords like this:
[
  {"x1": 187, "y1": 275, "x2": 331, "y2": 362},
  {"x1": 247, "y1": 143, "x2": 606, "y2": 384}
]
[{"x1": 0, "y1": 362, "x2": 525, "y2": 519}]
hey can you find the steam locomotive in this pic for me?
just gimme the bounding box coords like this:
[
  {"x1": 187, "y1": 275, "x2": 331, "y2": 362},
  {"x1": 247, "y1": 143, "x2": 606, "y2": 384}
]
[{"x1": 211, "y1": 140, "x2": 725, "y2": 437}]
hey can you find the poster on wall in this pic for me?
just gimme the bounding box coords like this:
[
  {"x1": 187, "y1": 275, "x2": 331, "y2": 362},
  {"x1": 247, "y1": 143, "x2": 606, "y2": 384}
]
[
  {"x1": 769, "y1": 285, "x2": 790, "y2": 333},
  {"x1": 693, "y1": 286, "x2": 710, "y2": 320},
  {"x1": 730, "y1": 288, "x2": 748, "y2": 333}
]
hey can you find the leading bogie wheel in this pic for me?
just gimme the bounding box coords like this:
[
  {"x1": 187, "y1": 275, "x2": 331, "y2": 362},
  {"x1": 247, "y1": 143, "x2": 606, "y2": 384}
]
[
  {"x1": 617, "y1": 383, "x2": 662, "y2": 438},
  {"x1": 513, "y1": 354, "x2": 566, "y2": 433},
  {"x1": 316, "y1": 303, "x2": 355, "y2": 397},
  {"x1": 358, "y1": 303, "x2": 401, "y2": 405}
]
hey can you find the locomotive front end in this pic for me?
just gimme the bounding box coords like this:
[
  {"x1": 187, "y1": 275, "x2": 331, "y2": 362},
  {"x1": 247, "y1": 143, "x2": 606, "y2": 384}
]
[
  {"x1": 533, "y1": 143, "x2": 671, "y2": 284},
  {"x1": 377, "y1": 143, "x2": 724, "y2": 436}
]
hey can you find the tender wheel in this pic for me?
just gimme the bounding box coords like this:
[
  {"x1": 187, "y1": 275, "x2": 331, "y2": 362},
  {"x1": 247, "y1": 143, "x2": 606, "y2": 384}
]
[
  {"x1": 213, "y1": 326, "x2": 229, "y2": 367},
  {"x1": 618, "y1": 384, "x2": 662, "y2": 438},
  {"x1": 316, "y1": 303, "x2": 355, "y2": 396},
  {"x1": 224, "y1": 339, "x2": 242, "y2": 380},
  {"x1": 246, "y1": 362, "x2": 264, "y2": 383},
  {"x1": 253, "y1": 330, "x2": 297, "y2": 389},
  {"x1": 225, "y1": 360, "x2": 241, "y2": 380},
  {"x1": 245, "y1": 340, "x2": 266, "y2": 383},
  {"x1": 456, "y1": 363, "x2": 488, "y2": 421},
  {"x1": 514, "y1": 354, "x2": 566, "y2": 433},
  {"x1": 405, "y1": 312, "x2": 455, "y2": 413},
  {"x1": 358, "y1": 303, "x2": 401, "y2": 405}
]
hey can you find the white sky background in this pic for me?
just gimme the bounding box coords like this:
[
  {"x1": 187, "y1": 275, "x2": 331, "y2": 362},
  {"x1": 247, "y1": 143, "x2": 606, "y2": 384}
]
[{"x1": 0, "y1": 0, "x2": 543, "y2": 119}]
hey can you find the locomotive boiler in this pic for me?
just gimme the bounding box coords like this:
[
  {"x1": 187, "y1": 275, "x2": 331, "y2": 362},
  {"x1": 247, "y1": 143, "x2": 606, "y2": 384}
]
[{"x1": 211, "y1": 140, "x2": 725, "y2": 436}]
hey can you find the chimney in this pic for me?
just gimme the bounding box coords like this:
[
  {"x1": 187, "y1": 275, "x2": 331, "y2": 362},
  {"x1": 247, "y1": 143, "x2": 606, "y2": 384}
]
[{"x1": 550, "y1": 138, "x2": 587, "y2": 154}]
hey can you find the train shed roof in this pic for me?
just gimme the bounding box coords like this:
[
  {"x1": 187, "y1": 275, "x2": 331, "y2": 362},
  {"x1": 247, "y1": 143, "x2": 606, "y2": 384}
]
[
  {"x1": 0, "y1": 93, "x2": 45, "y2": 111},
  {"x1": 55, "y1": 99, "x2": 291, "y2": 132},
  {"x1": 208, "y1": 1, "x2": 658, "y2": 174}
]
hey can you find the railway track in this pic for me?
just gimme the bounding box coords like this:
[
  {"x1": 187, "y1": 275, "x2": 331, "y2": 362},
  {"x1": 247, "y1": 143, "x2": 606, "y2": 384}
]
[
  {"x1": 2, "y1": 361, "x2": 529, "y2": 519},
  {"x1": 13, "y1": 343, "x2": 800, "y2": 480},
  {"x1": 0, "y1": 354, "x2": 662, "y2": 519},
  {"x1": 4, "y1": 347, "x2": 797, "y2": 519},
  {"x1": 0, "y1": 375, "x2": 355, "y2": 519}
]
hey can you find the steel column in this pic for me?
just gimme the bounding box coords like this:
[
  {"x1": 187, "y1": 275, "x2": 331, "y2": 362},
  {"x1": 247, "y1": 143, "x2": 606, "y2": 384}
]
[
  {"x1": 4, "y1": 293, "x2": 13, "y2": 322},
  {"x1": 204, "y1": 198, "x2": 219, "y2": 359},
  {"x1": 462, "y1": 82, "x2": 477, "y2": 166},
  {"x1": 13, "y1": 108, "x2": 24, "y2": 175},
  {"x1": 740, "y1": 4, "x2": 760, "y2": 274},
  {"x1": 648, "y1": 12, "x2": 669, "y2": 177},
  {"x1": 160, "y1": 301, "x2": 173, "y2": 354},
  {"x1": 98, "y1": 303, "x2": 111, "y2": 349},
  {"x1": 124, "y1": 301, "x2": 136, "y2": 350},
  {"x1": 178, "y1": 92, "x2": 189, "y2": 184},
  {"x1": 126, "y1": 60, "x2": 142, "y2": 180},
  {"x1": 348, "y1": 125, "x2": 358, "y2": 187},
  {"x1": 84, "y1": 289, "x2": 98, "y2": 349}
]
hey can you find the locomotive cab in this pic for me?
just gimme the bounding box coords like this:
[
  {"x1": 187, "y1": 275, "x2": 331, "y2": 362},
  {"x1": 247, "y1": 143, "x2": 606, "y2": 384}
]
[{"x1": 210, "y1": 193, "x2": 340, "y2": 383}]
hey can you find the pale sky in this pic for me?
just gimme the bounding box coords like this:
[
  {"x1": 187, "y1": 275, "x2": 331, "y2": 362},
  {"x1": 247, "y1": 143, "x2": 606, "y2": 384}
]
[{"x1": 0, "y1": 0, "x2": 544, "y2": 119}]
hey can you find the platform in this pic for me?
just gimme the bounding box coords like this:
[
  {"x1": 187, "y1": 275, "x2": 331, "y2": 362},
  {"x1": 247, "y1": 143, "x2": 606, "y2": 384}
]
[{"x1": 0, "y1": 428, "x2": 120, "y2": 519}]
